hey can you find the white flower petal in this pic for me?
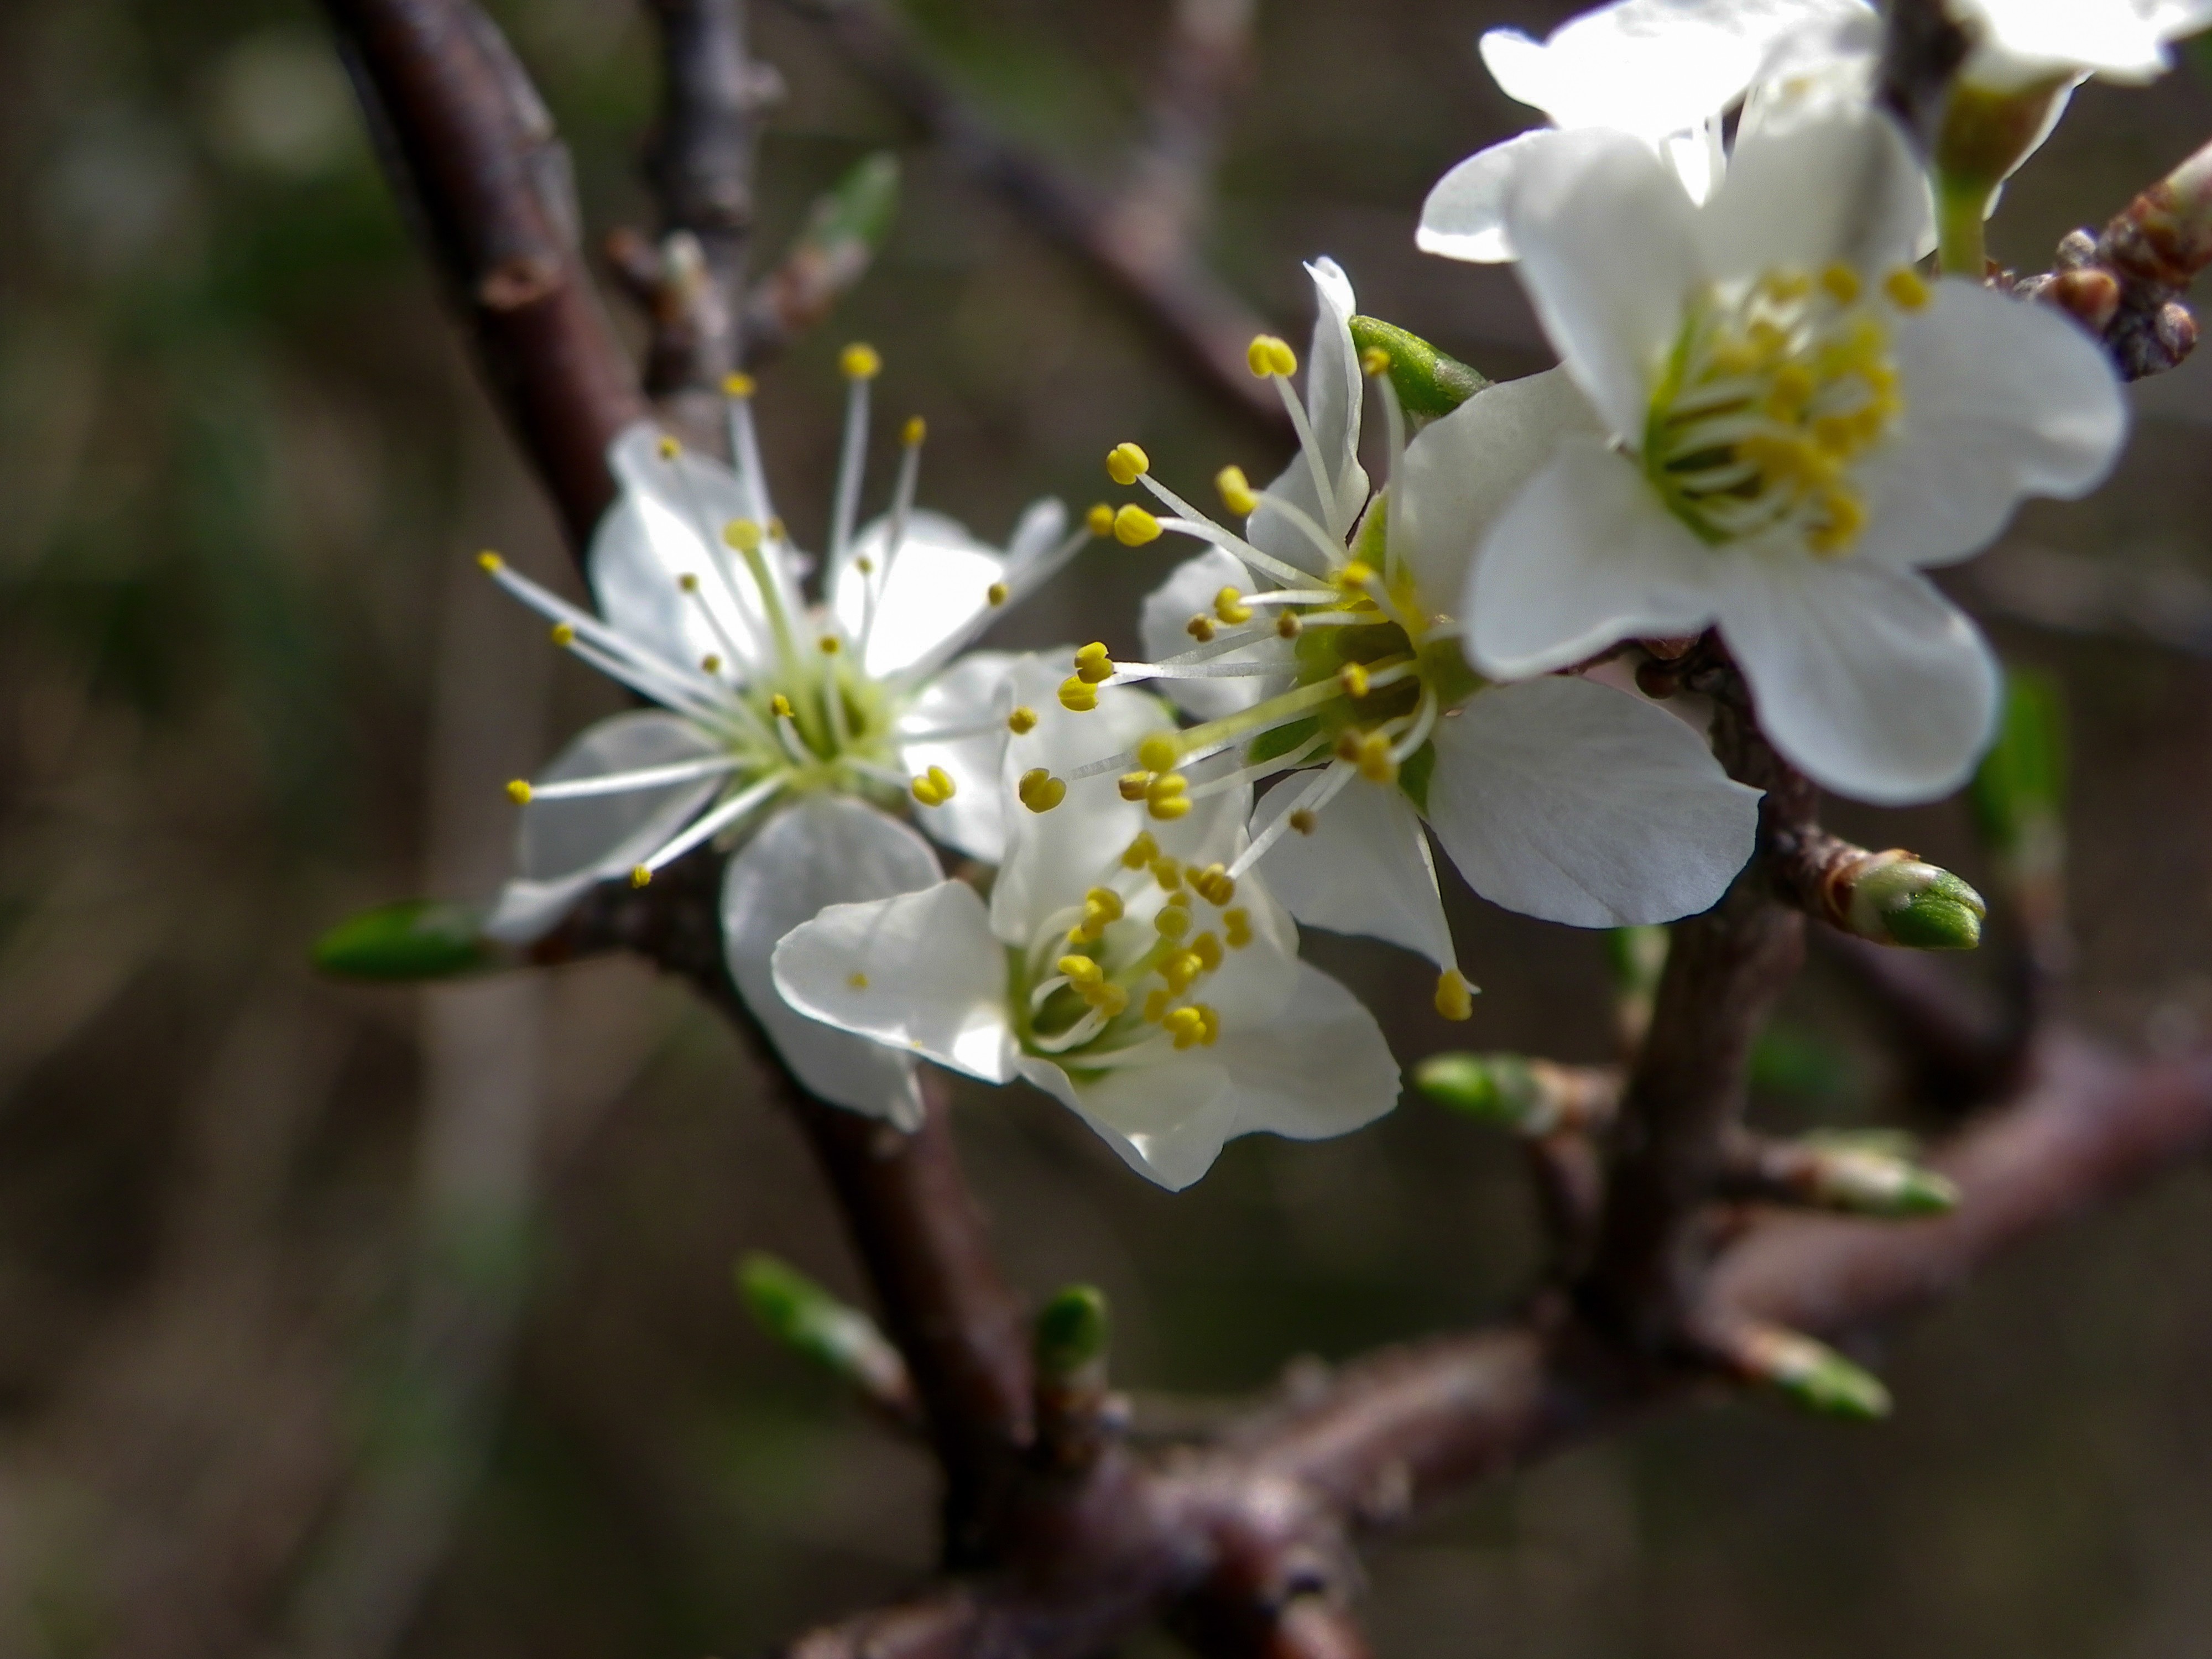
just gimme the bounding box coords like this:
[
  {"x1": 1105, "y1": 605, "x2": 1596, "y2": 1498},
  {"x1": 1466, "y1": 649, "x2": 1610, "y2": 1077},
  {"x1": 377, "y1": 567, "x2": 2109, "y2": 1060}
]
[
  {"x1": 592, "y1": 422, "x2": 794, "y2": 680},
  {"x1": 1468, "y1": 439, "x2": 1720, "y2": 679},
  {"x1": 1208, "y1": 962, "x2": 1402, "y2": 1142},
  {"x1": 771, "y1": 880, "x2": 1019, "y2": 1084},
  {"x1": 1958, "y1": 0, "x2": 2198, "y2": 84},
  {"x1": 484, "y1": 711, "x2": 726, "y2": 943},
  {"x1": 1426, "y1": 677, "x2": 1760, "y2": 927},
  {"x1": 831, "y1": 509, "x2": 1005, "y2": 681},
  {"x1": 1395, "y1": 366, "x2": 1605, "y2": 611},
  {"x1": 1253, "y1": 774, "x2": 1455, "y2": 970},
  {"x1": 1017, "y1": 1054, "x2": 1239, "y2": 1192},
  {"x1": 1417, "y1": 131, "x2": 1563, "y2": 265},
  {"x1": 721, "y1": 796, "x2": 943, "y2": 1126},
  {"x1": 1481, "y1": 0, "x2": 1869, "y2": 139},
  {"x1": 1716, "y1": 557, "x2": 2000, "y2": 804},
  {"x1": 1854, "y1": 281, "x2": 2127, "y2": 571},
  {"x1": 1302, "y1": 257, "x2": 1365, "y2": 508},
  {"x1": 899, "y1": 650, "x2": 1021, "y2": 864},
  {"x1": 1138, "y1": 547, "x2": 1295, "y2": 719},
  {"x1": 1505, "y1": 127, "x2": 1702, "y2": 439},
  {"x1": 1696, "y1": 100, "x2": 1926, "y2": 283}
]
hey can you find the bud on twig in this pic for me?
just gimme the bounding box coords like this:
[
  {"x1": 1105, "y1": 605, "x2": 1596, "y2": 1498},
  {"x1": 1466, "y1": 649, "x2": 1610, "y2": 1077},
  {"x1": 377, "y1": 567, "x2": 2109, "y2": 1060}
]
[
  {"x1": 1721, "y1": 1129, "x2": 1959, "y2": 1218},
  {"x1": 737, "y1": 1253, "x2": 919, "y2": 1423},
  {"x1": 1778, "y1": 834, "x2": 1986, "y2": 951},
  {"x1": 1413, "y1": 1053, "x2": 1619, "y2": 1138},
  {"x1": 1605, "y1": 925, "x2": 1670, "y2": 1052},
  {"x1": 1345, "y1": 316, "x2": 1489, "y2": 419},
  {"x1": 312, "y1": 899, "x2": 509, "y2": 981},
  {"x1": 1720, "y1": 1322, "x2": 1892, "y2": 1421},
  {"x1": 1033, "y1": 1284, "x2": 1120, "y2": 1468},
  {"x1": 1035, "y1": 1282, "x2": 1111, "y2": 1381}
]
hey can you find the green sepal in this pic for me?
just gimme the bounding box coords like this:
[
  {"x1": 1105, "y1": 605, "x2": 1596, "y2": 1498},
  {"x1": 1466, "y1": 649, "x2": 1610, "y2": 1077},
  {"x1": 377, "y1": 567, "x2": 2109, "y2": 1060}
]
[
  {"x1": 737, "y1": 1252, "x2": 896, "y2": 1385},
  {"x1": 313, "y1": 899, "x2": 501, "y2": 981},
  {"x1": 1034, "y1": 1283, "x2": 1110, "y2": 1378},
  {"x1": 1347, "y1": 316, "x2": 1490, "y2": 418}
]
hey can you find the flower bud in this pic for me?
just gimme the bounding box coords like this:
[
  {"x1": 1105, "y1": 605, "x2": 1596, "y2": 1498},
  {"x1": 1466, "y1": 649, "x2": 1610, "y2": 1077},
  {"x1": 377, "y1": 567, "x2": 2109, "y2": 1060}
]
[
  {"x1": 1414, "y1": 1052, "x2": 1616, "y2": 1138},
  {"x1": 1730, "y1": 1323, "x2": 1891, "y2": 1422},
  {"x1": 1034, "y1": 1283, "x2": 1110, "y2": 1380},
  {"x1": 1845, "y1": 855, "x2": 1986, "y2": 951},
  {"x1": 737, "y1": 1252, "x2": 914, "y2": 1412},
  {"x1": 1346, "y1": 315, "x2": 1491, "y2": 418},
  {"x1": 313, "y1": 899, "x2": 501, "y2": 982}
]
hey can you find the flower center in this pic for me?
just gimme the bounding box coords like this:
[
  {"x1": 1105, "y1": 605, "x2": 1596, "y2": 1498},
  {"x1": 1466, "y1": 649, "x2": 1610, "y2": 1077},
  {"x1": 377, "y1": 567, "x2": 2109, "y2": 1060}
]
[
  {"x1": 1644, "y1": 263, "x2": 1923, "y2": 558},
  {"x1": 1009, "y1": 832, "x2": 1254, "y2": 1072}
]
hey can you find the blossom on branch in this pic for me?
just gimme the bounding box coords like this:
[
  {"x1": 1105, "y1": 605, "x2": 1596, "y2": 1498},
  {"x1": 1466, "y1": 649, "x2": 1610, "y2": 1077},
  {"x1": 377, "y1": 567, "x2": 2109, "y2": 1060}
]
[
  {"x1": 1460, "y1": 105, "x2": 2126, "y2": 803},
  {"x1": 1417, "y1": 0, "x2": 1875, "y2": 263},
  {"x1": 1948, "y1": 0, "x2": 2212, "y2": 90},
  {"x1": 477, "y1": 356, "x2": 1097, "y2": 1126},
  {"x1": 770, "y1": 661, "x2": 1400, "y2": 1191},
  {"x1": 1097, "y1": 262, "x2": 1760, "y2": 1019}
]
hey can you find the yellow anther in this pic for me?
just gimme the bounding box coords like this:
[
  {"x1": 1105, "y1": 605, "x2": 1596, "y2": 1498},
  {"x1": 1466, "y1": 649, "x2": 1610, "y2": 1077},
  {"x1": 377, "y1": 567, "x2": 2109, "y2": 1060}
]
[
  {"x1": 1186, "y1": 613, "x2": 1218, "y2": 643},
  {"x1": 1160, "y1": 952, "x2": 1204, "y2": 995},
  {"x1": 1086, "y1": 503, "x2": 1115, "y2": 538},
  {"x1": 476, "y1": 550, "x2": 504, "y2": 572},
  {"x1": 1223, "y1": 907, "x2": 1253, "y2": 948},
  {"x1": 1191, "y1": 864, "x2": 1235, "y2": 906},
  {"x1": 1150, "y1": 855, "x2": 1183, "y2": 890},
  {"x1": 1059, "y1": 676, "x2": 1099, "y2": 712},
  {"x1": 1019, "y1": 768, "x2": 1067, "y2": 812},
  {"x1": 722, "y1": 372, "x2": 757, "y2": 398},
  {"x1": 1215, "y1": 586, "x2": 1254, "y2": 625},
  {"x1": 771, "y1": 693, "x2": 795, "y2": 719},
  {"x1": 1766, "y1": 362, "x2": 1815, "y2": 417},
  {"x1": 1359, "y1": 345, "x2": 1392, "y2": 378},
  {"x1": 1339, "y1": 662, "x2": 1371, "y2": 698},
  {"x1": 1276, "y1": 612, "x2": 1302, "y2": 639},
  {"x1": 1088, "y1": 982, "x2": 1130, "y2": 1018},
  {"x1": 724, "y1": 518, "x2": 764, "y2": 552},
  {"x1": 1164, "y1": 1005, "x2": 1209, "y2": 1049},
  {"x1": 1137, "y1": 733, "x2": 1181, "y2": 773},
  {"x1": 819, "y1": 634, "x2": 842, "y2": 654},
  {"x1": 1197, "y1": 1005, "x2": 1220, "y2": 1046},
  {"x1": 1357, "y1": 731, "x2": 1398, "y2": 784},
  {"x1": 1058, "y1": 953, "x2": 1104, "y2": 985},
  {"x1": 1007, "y1": 706, "x2": 1039, "y2": 735},
  {"x1": 1145, "y1": 773, "x2": 1190, "y2": 820},
  {"x1": 679, "y1": 572, "x2": 701, "y2": 591},
  {"x1": 1806, "y1": 487, "x2": 1868, "y2": 556},
  {"x1": 702, "y1": 654, "x2": 723, "y2": 674},
  {"x1": 1119, "y1": 771, "x2": 1155, "y2": 802},
  {"x1": 1333, "y1": 730, "x2": 1363, "y2": 764},
  {"x1": 1081, "y1": 887, "x2": 1124, "y2": 931},
  {"x1": 1073, "y1": 641, "x2": 1115, "y2": 684},
  {"x1": 1142, "y1": 988, "x2": 1170, "y2": 1023},
  {"x1": 656, "y1": 435, "x2": 681, "y2": 460},
  {"x1": 987, "y1": 581, "x2": 1010, "y2": 607},
  {"x1": 902, "y1": 415, "x2": 927, "y2": 447},
  {"x1": 550, "y1": 622, "x2": 577, "y2": 646},
  {"x1": 1113, "y1": 504, "x2": 1162, "y2": 546},
  {"x1": 1191, "y1": 932, "x2": 1223, "y2": 972},
  {"x1": 1106, "y1": 441, "x2": 1151, "y2": 485},
  {"x1": 1215, "y1": 465, "x2": 1259, "y2": 517},
  {"x1": 1246, "y1": 333, "x2": 1297, "y2": 377},
  {"x1": 630, "y1": 864, "x2": 654, "y2": 889},
  {"x1": 840, "y1": 342, "x2": 883, "y2": 380},
  {"x1": 1339, "y1": 560, "x2": 1376, "y2": 589},
  {"x1": 1155, "y1": 905, "x2": 1192, "y2": 941},
  {"x1": 857, "y1": 556, "x2": 876, "y2": 575},
  {"x1": 1162, "y1": 886, "x2": 1191, "y2": 909},
  {"x1": 506, "y1": 779, "x2": 533, "y2": 804},
  {"x1": 1121, "y1": 832, "x2": 1161, "y2": 869},
  {"x1": 767, "y1": 516, "x2": 787, "y2": 541},
  {"x1": 1288, "y1": 809, "x2": 1317, "y2": 836},
  {"x1": 910, "y1": 765, "x2": 957, "y2": 807},
  {"x1": 1819, "y1": 263, "x2": 1861, "y2": 304},
  {"x1": 1434, "y1": 969, "x2": 1475, "y2": 1022},
  {"x1": 1761, "y1": 268, "x2": 1812, "y2": 302},
  {"x1": 848, "y1": 971, "x2": 868, "y2": 989},
  {"x1": 1883, "y1": 267, "x2": 1931, "y2": 311}
]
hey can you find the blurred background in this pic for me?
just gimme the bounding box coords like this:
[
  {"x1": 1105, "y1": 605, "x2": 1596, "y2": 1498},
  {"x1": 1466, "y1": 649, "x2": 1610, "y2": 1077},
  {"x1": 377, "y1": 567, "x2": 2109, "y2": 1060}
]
[{"x1": 4, "y1": 1, "x2": 2212, "y2": 1655}]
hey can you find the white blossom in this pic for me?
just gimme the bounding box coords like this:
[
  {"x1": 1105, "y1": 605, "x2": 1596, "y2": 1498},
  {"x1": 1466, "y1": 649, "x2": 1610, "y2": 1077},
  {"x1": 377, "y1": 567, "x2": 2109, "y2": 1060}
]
[
  {"x1": 1460, "y1": 104, "x2": 2126, "y2": 804},
  {"x1": 1417, "y1": 0, "x2": 1875, "y2": 264},
  {"x1": 1950, "y1": 0, "x2": 2212, "y2": 90},
  {"x1": 770, "y1": 661, "x2": 1400, "y2": 1191},
  {"x1": 1100, "y1": 262, "x2": 1761, "y2": 1020},
  {"x1": 478, "y1": 357, "x2": 1096, "y2": 1125}
]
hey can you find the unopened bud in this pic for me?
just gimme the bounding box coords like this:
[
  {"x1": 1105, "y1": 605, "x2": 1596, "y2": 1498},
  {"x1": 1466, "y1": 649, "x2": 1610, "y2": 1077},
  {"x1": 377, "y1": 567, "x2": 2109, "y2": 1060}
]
[
  {"x1": 1730, "y1": 1323, "x2": 1891, "y2": 1421},
  {"x1": 313, "y1": 899, "x2": 499, "y2": 982},
  {"x1": 1346, "y1": 315, "x2": 1490, "y2": 418},
  {"x1": 1844, "y1": 853, "x2": 1985, "y2": 951},
  {"x1": 1413, "y1": 1052, "x2": 1615, "y2": 1137},
  {"x1": 738, "y1": 1253, "x2": 912, "y2": 1410},
  {"x1": 1034, "y1": 1283, "x2": 1110, "y2": 1379}
]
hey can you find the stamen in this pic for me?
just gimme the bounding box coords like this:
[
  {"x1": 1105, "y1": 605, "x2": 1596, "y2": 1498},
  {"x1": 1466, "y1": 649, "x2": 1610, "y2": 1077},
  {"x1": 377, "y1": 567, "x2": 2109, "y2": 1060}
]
[
  {"x1": 910, "y1": 765, "x2": 956, "y2": 807},
  {"x1": 1230, "y1": 761, "x2": 1355, "y2": 878},
  {"x1": 722, "y1": 374, "x2": 776, "y2": 525},
  {"x1": 1018, "y1": 769, "x2": 1067, "y2": 812},
  {"x1": 637, "y1": 773, "x2": 786, "y2": 876},
  {"x1": 830, "y1": 343, "x2": 879, "y2": 573},
  {"x1": 519, "y1": 755, "x2": 742, "y2": 802},
  {"x1": 1434, "y1": 969, "x2": 1477, "y2": 1021},
  {"x1": 1106, "y1": 442, "x2": 1150, "y2": 486},
  {"x1": 1269, "y1": 373, "x2": 1340, "y2": 532}
]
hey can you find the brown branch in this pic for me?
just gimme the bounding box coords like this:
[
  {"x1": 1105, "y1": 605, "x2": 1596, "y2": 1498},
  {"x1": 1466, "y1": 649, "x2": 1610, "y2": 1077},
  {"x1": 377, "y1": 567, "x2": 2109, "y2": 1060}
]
[
  {"x1": 1102, "y1": 0, "x2": 1256, "y2": 287},
  {"x1": 322, "y1": 0, "x2": 646, "y2": 550},
  {"x1": 768, "y1": 0, "x2": 1289, "y2": 434}
]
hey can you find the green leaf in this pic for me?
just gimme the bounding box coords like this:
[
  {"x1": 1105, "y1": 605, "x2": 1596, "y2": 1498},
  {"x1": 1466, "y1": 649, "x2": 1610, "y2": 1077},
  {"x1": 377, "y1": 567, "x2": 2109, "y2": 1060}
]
[
  {"x1": 313, "y1": 899, "x2": 498, "y2": 981},
  {"x1": 1347, "y1": 316, "x2": 1490, "y2": 418},
  {"x1": 811, "y1": 151, "x2": 901, "y2": 254}
]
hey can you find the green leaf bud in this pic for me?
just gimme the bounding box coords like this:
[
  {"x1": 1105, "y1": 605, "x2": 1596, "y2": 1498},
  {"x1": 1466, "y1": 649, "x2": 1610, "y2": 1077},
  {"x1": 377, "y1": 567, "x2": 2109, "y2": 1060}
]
[
  {"x1": 1739, "y1": 1326, "x2": 1892, "y2": 1421},
  {"x1": 1414, "y1": 1052, "x2": 1543, "y2": 1130},
  {"x1": 313, "y1": 899, "x2": 501, "y2": 981},
  {"x1": 1034, "y1": 1283, "x2": 1110, "y2": 1379},
  {"x1": 737, "y1": 1253, "x2": 909, "y2": 1404},
  {"x1": 1846, "y1": 857, "x2": 1986, "y2": 951}
]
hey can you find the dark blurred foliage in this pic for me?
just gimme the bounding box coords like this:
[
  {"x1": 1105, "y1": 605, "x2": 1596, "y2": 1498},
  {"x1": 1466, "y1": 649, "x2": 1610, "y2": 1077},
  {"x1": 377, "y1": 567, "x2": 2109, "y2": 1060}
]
[{"x1": 6, "y1": 2, "x2": 2212, "y2": 1656}]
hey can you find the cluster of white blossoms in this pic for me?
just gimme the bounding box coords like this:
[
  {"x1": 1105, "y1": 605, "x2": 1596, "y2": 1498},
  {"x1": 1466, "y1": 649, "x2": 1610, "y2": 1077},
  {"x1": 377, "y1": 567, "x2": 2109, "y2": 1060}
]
[{"x1": 474, "y1": 0, "x2": 2173, "y2": 1189}]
